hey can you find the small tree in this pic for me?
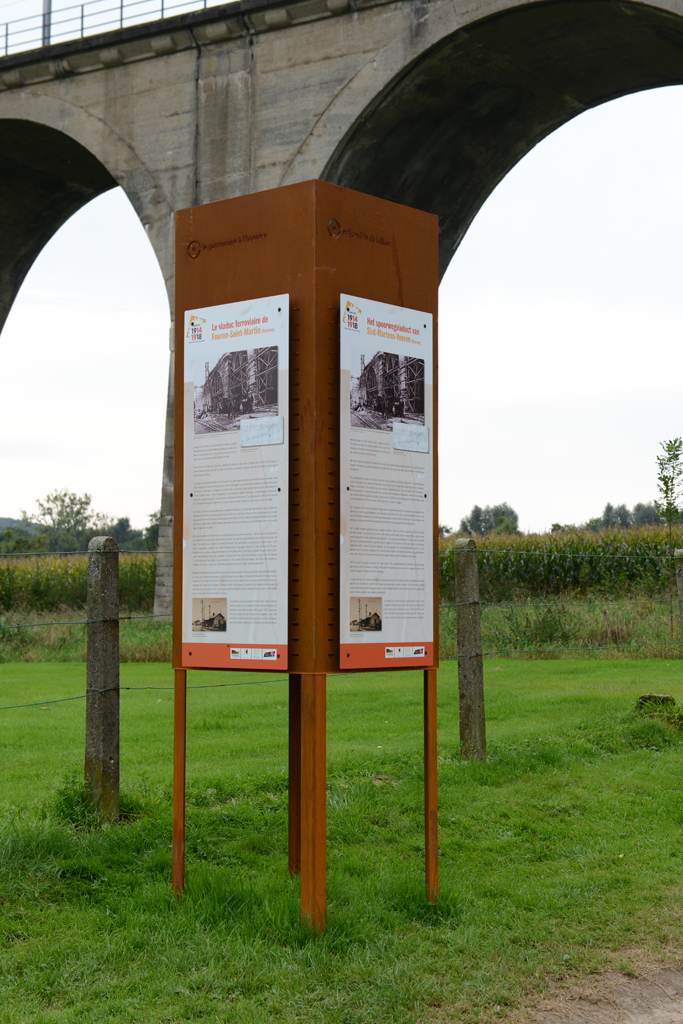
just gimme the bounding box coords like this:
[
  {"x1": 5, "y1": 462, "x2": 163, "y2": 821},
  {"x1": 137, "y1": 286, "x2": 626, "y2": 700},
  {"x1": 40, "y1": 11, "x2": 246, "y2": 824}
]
[
  {"x1": 26, "y1": 489, "x2": 93, "y2": 534},
  {"x1": 654, "y1": 438, "x2": 683, "y2": 639},
  {"x1": 144, "y1": 509, "x2": 161, "y2": 551},
  {"x1": 460, "y1": 502, "x2": 519, "y2": 535},
  {"x1": 21, "y1": 490, "x2": 110, "y2": 551},
  {"x1": 632, "y1": 502, "x2": 659, "y2": 527}
]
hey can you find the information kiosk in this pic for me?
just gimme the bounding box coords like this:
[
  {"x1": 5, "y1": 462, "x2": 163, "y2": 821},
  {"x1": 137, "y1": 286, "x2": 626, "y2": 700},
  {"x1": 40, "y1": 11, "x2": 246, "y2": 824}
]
[{"x1": 173, "y1": 181, "x2": 439, "y2": 930}]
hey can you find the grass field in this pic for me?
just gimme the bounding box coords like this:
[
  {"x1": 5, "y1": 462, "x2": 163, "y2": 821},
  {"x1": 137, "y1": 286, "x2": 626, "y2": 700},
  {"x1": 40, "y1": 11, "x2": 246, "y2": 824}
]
[{"x1": 2, "y1": 659, "x2": 683, "y2": 1023}]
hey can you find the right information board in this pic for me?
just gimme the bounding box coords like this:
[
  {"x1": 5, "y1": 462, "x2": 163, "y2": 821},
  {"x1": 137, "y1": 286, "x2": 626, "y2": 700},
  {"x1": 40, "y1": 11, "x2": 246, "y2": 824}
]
[{"x1": 339, "y1": 294, "x2": 434, "y2": 670}]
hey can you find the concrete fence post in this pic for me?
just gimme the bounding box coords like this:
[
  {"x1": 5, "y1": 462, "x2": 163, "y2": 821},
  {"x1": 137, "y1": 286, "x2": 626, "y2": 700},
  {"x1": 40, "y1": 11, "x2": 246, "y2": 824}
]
[
  {"x1": 674, "y1": 550, "x2": 683, "y2": 645},
  {"x1": 453, "y1": 538, "x2": 486, "y2": 760},
  {"x1": 85, "y1": 536, "x2": 120, "y2": 820}
]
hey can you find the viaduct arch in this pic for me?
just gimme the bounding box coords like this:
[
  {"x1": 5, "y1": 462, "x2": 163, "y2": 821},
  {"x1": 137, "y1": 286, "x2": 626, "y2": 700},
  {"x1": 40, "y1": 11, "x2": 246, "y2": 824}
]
[{"x1": 1, "y1": 0, "x2": 683, "y2": 608}]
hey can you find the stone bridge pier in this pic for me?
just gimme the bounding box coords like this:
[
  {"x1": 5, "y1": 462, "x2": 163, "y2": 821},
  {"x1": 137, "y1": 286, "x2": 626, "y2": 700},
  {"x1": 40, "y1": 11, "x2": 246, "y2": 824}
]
[{"x1": 2, "y1": 0, "x2": 683, "y2": 610}]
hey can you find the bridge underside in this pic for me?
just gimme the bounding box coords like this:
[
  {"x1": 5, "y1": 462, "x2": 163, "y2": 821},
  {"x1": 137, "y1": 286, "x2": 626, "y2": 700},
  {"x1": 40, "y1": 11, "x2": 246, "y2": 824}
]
[
  {"x1": 0, "y1": 119, "x2": 115, "y2": 332},
  {"x1": 323, "y1": 0, "x2": 683, "y2": 278}
]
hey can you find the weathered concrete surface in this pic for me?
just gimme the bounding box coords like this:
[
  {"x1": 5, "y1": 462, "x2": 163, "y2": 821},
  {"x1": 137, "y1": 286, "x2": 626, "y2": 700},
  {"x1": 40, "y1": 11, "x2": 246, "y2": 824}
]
[
  {"x1": 2, "y1": 0, "x2": 683, "y2": 611},
  {"x1": 85, "y1": 535, "x2": 120, "y2": 821},
  {"x1": 453, "y1": 537, "x2": 486, "y2": 760}
]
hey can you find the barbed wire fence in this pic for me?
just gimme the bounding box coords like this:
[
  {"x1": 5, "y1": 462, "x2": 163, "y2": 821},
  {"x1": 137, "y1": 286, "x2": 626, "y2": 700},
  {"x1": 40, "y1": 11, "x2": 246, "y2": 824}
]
[
  {"x1": 2, "y1": 535, "x2": 683, "y2": 785},
  {"x1": 439, "y1": 539, "x2": 683, "y2": 757},
  {"x1": 0, "y1": 535, "x2": 681, "y2": 808},
  {"x1": 2, "y1": 543, "x2": 683, "y2": 683}
]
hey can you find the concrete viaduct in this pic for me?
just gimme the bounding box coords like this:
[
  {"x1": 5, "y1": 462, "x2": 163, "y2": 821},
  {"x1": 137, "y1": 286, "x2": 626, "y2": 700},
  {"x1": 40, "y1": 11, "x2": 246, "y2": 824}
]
[{"x1": 2, "y1": 0, "x2": 683, "y2": 610}]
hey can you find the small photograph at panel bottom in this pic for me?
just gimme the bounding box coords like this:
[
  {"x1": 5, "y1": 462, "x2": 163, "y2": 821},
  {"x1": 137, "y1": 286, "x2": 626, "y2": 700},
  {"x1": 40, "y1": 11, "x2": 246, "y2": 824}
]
[
  {"x1": 350, "y1": 597, "x2": 382, "y2": 632},
  {"x1": 192, "y1": 598, "x2": 227, "y2": 632}
]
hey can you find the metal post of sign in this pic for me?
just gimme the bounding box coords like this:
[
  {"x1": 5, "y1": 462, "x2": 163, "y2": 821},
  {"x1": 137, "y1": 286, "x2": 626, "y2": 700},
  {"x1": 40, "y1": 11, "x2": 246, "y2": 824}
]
[
  {"x1": 287, "y1": 672, "x2": 326, "y2": 927},
  {"x1": 299, "y1": 673, "x2": 327, "y2": 929},
  {"x1": 172, "y1": 667, "x2": 187, "y2": 894},
  {"x1": 288, "y1": 675, "x2": 302, "y2": 876},
  {"x1": 424, "y1": 667, "x2": 438, "y2": 901}
]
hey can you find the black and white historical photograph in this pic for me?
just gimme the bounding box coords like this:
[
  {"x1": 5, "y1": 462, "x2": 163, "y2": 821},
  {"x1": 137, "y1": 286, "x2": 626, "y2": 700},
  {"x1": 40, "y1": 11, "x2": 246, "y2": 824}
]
[
  {"x1": 349, "y1": 349, "x2": 425, "y2": 430},
  {"x1": 194, "y1": 346, "x2": 278, "y2": 434},
  {"x1": 192, "y1": 598, "x2": 227, "y2": 633},
  {"x1": 350, "y1": 597, "x2": 382, "y2": 632}
]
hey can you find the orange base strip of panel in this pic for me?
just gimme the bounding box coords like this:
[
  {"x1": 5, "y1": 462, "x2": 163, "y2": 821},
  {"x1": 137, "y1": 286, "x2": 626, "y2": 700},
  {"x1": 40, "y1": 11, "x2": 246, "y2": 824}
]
[
  {"x1": 424, "y1": 667, "x2": 439, "y2": 902},
  {"x1": 182, "y1": 643, "x2": 287, "y2": 670},
  {"x1": 299, "y1": 673, "x2": 326, "y2": 931},
  {"x1": 172, "y1": 668, "x2": 187, "y2": 895},
  {"x1": 341, "y1": 641, "x2": 434, "y2": 670}
]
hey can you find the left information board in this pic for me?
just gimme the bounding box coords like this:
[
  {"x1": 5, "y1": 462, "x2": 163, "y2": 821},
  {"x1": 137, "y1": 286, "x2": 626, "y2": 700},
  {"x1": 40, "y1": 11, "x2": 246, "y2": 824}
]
[{"x1": 181, "y1": 294, "x2": 289, "y2": 670}]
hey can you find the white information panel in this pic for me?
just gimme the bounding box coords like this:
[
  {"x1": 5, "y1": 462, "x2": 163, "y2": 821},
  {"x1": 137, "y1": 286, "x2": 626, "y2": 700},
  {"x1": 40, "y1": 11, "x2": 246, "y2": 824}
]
[
  {"x1": 182, "y1": 294, "x2": 289, "y2": 670},
  {"x1": 340, "y1": 294, "x2": 434, "y2": 669}
]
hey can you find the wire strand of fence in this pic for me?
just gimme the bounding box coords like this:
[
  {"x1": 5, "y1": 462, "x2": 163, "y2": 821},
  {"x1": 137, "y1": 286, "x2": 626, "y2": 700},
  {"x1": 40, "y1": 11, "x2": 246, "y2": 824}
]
[
  {"x1": 0, "y1": 613, "x2": 171, "y2": 631},
  {"x1": 442, "y1": 639, "x2": 683, "y2": 661},
  {"x1": 0, "y1": 550, "x2": 170, "y2": 556},
  {"x1": 3, "y1": 636, "x2": 682, "y2": 711},
  {"x1": 464, "y1": 550, "x2": 680, "y2": 559},
  {"x1": 0, "y1": 686, "x2": 113, "y2": 711},
  {"x1": 5, "y1": 595, "x2": 677, "y2": 634},
  {"x1": 439, "y1": 598, "x2": 673, "y2": 608},
  {"x1": 2, "y1": 546, "x2": 679, "y2": 559},
  {"x1": 0, "y1": 675, "x2": 285, "y2": 711}
]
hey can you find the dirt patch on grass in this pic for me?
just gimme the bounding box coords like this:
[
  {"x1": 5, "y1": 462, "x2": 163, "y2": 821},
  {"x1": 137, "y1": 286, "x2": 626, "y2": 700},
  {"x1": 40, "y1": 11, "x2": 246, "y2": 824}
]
[
  {"x1": 513, "y1": 951, "x2": 683, "y2": 1024},
  {"x1": 426, "y1": 950, "x2": 683, "y2": 1024}
]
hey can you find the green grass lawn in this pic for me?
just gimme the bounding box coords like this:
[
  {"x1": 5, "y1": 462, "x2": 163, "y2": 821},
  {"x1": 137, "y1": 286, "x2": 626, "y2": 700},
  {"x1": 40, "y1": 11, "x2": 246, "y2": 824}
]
[{"x1": 2, "y1": 659, "x2": 683, "y2": 1023}]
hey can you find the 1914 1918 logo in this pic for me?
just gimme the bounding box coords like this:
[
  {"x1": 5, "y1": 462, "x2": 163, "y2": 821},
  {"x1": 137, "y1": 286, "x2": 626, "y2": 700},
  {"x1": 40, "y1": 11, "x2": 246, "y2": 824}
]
[
  {"x1": 186, "y1": 314, "x2": 206, "y2": 341},
  {"x1": 342, "y1": 299, "x2": 361, "y2": 331}
]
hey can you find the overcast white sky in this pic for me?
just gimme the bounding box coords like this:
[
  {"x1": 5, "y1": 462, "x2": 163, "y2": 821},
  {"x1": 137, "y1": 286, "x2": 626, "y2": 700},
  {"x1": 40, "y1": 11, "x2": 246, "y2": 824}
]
[{"x1": 1, "y1": 78, "x2": 682, "y2": 533}]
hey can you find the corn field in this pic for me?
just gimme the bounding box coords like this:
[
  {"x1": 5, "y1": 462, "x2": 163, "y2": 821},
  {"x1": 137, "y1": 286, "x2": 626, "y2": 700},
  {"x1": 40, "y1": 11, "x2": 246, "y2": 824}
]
[
  {"x1": 0, "y1": 554, "x2": 156, "y2": 612},
  {"x1": 439, "y1": 526, "x2": 683, "y2": 602}
]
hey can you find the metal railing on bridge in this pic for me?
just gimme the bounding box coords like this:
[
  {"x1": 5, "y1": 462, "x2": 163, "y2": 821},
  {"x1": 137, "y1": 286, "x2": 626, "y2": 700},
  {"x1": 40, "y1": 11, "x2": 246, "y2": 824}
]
[{"x1": 2, "y1": 0, "x2": 211, "y2": 57}]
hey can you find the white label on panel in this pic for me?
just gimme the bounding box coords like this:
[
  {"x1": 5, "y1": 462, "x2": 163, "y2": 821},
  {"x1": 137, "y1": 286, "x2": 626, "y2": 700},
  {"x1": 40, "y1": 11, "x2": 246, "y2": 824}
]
[
  {"x1": 393, "y1": 422, "x2": 429, "y2": 453},
  {"x1": 240, "y1": 415, "x2": 284, "y2": 448}
]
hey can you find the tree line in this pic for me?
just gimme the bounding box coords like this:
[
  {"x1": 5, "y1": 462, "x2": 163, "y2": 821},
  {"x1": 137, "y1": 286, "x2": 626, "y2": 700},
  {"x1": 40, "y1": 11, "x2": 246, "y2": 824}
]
[{"x1": 0, "y1": 490, "x2": 159, "y2": 553}]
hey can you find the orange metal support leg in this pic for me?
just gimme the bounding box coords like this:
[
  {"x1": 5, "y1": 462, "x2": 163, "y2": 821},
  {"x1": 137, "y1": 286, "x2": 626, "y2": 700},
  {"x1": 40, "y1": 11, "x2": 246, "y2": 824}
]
[
  {"x1": 424, "y1": 667, "x2": 439, "y2": 902},
  {"x1": 299, "y1": 673, "x2": 326, "y2": 931},
  {"x1": 172, "y1": 667, "x2": 187, "y2": 895},
  {"x1": 288, "y1": 674, "x2": 302, "y2": 877}
]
